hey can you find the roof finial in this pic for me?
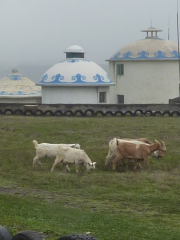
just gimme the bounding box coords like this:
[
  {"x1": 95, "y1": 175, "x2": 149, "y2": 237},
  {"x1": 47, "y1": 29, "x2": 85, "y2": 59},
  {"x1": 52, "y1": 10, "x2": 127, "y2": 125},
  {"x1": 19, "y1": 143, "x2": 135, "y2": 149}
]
[{"x1": 141, "y1": 27, "x2": 162, "y2": 39}]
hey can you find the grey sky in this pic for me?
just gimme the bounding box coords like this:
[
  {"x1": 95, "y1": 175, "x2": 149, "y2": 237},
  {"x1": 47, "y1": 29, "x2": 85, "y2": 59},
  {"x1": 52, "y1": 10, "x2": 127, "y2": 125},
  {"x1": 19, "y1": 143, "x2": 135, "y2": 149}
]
[{"x1": 0, "y1": 0, "x2": 178, "y2": 69}]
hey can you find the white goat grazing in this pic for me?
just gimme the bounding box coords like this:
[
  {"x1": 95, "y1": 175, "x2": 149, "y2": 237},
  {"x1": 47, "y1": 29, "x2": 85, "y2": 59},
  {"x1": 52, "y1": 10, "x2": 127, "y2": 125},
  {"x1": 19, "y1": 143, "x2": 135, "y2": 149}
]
[
  {"x1": 32, "y1": 140, "x2": 80, "y2": 169},
  {"x1": 51, "y1": 147, "x2": 96, "y2": 173}
]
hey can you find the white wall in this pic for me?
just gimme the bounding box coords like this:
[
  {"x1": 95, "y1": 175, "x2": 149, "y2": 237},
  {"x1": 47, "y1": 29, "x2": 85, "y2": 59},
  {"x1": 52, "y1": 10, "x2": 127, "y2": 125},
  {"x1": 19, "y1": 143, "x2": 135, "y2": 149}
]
[
  {"x1": 0, "y1": 97, "x2": 41, "y2": 104},
  {"x1": 41, "y1": 86, "x2": 110, "y2": 104},
  {"x1": 109, "y1": 60, "x2": 179, "y2": 104},
  {"x1": 108, "y1": 62, "x2": 117, "y2": 103}
]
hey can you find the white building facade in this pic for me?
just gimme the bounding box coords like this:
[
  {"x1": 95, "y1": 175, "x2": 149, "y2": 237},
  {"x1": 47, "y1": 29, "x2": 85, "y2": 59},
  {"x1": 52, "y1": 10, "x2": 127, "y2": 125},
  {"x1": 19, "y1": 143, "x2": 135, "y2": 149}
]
[
  {"x1": 107, "y1": 27, "x2": 179, "y2": 104},
  {"x1": 37, "y1": 45, "x2": 114, "y2": 104}
]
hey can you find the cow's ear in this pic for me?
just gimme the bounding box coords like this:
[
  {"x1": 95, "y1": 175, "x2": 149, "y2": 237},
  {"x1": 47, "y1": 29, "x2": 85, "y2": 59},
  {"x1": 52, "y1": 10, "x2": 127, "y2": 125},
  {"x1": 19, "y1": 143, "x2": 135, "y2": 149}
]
[{"x1": 93, "y1": 162, "x2": 97, "y2": 165}]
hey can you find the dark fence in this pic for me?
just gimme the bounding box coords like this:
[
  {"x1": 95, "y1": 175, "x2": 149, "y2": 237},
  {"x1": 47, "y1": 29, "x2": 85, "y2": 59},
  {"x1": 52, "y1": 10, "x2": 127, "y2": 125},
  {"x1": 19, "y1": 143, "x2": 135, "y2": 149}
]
[{"x1": 0, "y1": 103, "x2": 180, "y2": 117}]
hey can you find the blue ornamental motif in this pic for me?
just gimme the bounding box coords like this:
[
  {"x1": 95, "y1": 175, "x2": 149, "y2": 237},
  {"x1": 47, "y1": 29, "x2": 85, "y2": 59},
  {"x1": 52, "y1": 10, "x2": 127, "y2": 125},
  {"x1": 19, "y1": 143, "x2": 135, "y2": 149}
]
[
  {"x1": 51, "y1": 74, "x2": 64, "y2": 83},
  {"x1": 71, "y1": 74, "x2": 86, "y2": 83},
  {"x1": 110, "y1": 50, "x2": 179, "y2": 60},
  {"x1": 40, "y1": 74, "x2": 48, "y2": 82},
  {"x1": 0, "y1": 90, "x2": 41, "y2": 95},
  {"x1": 93, "y1": 74, "x2": 104, "y2": 82},
  {"x1": 7, "y1": 75, "x2": 22, "y2": 80},
  {"x1": 67, "y1": 59, "x2": 79, "y2": 63},
  {"x1": 137, "y1": 51, "x2": 150, "y2": 58},
  {"x1": 66, "y1": 59, "x2": 91, "y2": 63}
]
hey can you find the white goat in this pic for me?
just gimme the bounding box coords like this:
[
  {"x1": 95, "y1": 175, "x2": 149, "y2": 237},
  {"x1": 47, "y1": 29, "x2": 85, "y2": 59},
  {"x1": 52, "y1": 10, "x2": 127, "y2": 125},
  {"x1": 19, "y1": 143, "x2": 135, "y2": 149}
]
[
  {"x1": 51, "y1": 147, "x2": 96, "y2": 173},
  {"x1": 32, "y1": 140, "x2": 80, "y2": 169}
]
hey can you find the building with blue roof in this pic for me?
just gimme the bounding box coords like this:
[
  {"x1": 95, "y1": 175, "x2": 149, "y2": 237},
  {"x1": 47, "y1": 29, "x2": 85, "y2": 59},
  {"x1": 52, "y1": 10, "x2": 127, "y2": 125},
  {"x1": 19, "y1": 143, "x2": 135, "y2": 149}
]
[
  {"x1": 37, "y1": 45, "x2": 114, "y2": 104},
  {"x1": 107, "y1": 27, "x2": 179, "y2": 104},
  {"x1": 0, "y1": 69, "x2": 41, "y2": 103}
]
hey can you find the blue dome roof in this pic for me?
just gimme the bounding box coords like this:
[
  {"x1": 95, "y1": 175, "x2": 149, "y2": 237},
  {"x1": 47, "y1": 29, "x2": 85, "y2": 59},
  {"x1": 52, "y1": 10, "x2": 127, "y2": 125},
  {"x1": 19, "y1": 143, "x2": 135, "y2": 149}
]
[
  {"x1": 38, "y1": 46, "x2": 114, "y2": 86},
  {"x1": 109, "y1": 28, "x2": 178, "y2": 61}
]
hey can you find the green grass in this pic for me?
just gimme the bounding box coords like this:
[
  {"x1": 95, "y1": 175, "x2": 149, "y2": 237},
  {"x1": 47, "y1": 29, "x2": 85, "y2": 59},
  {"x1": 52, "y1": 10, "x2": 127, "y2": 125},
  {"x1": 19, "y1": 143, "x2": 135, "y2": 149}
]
[{"x1": 1, "y1": 116, "x2": 180, "y2": 239}]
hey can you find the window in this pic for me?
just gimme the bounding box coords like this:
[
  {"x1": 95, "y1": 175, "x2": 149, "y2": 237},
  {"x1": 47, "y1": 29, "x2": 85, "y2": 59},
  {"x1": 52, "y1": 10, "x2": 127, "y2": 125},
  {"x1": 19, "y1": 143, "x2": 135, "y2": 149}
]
[
  {"x1": 66, "y1": 53, "x2": 84, "y2": 58},
  {"x1": 117, "y1": 64, "x2": 124, "y2": 75},
  {"x1": 117, "y1": 95, "x2": 124, "y2": 104},
  {"x1": 99, "y1": 92, "x2": 106, "y2": 103}
]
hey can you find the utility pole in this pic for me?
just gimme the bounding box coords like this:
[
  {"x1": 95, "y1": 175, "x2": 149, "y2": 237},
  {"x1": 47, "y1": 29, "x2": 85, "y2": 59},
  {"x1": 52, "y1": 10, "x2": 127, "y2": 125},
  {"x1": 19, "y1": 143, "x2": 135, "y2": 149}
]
[
  {"x1": 177, "y1": 0, "x2": 180, "y2": 83},
  {"x1": 168, "y1": 16, "x2": 170, "y2": 40}
]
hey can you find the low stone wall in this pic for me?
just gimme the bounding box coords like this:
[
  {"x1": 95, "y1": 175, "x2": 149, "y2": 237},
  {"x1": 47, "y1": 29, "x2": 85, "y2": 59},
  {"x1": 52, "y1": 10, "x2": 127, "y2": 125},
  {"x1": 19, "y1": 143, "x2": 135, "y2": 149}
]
[{"x1": 0, "y1": 103, "x2": 180, "y2": 116}]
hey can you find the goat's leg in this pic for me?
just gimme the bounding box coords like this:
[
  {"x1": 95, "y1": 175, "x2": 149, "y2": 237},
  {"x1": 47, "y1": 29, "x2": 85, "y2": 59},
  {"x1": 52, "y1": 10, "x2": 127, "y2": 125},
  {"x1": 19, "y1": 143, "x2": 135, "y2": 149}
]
[
  {"x1": 133, "y1": 159, "x2": 142, "y2": 169},
  {"x1": 51, "y1": 157, "x2": 62, "y2": 172},
  {"x1": 75, "y1": 164, "x2": 79, "y2": 173},
  {"x1": 33, "y1": 156, "x2": 41, "y2": 167},
  {"x1": 106, "y1": 148, "x2": 112, "y2": 159},
  {"x1": 122, "y1": 159, "x2": 129, "y2": 171},
  {"x1": 105, "y1": 150, "x2": 114, "y2": 166},
  {"x1": 62, "y1": 163, "x2": 70, "y2": 174},
  {"x1": 112, "y1": 157, "x2": 119, "y2": 172},
  {"x1": 144, "y1": 157, "x2": 150, "y2": 169},
  {"x1": 65, "y1": 164, "x2": 71, "y2": 172},
  {"x1": 138, "y1": 161, "x2": 142, "y2": 169},
  {"x1": 133, "y1": 161, "x2": 139, "y2": 171},
  {"x1": 62, "y1": 159, "x2": 71, "y2": 173}
]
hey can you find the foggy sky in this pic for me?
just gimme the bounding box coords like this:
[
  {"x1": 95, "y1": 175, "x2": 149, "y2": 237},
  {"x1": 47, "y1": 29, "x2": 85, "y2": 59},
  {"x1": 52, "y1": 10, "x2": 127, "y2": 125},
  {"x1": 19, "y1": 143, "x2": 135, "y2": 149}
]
[{"x1": 0, "y1": 0, "x2": 179, "y2": 69}]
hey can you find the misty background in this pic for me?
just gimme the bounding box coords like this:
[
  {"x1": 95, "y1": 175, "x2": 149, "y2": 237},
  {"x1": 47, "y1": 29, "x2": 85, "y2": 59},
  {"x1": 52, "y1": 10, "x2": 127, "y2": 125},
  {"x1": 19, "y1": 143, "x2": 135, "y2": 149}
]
[{"x1": 0, "y1": 0, "x2": 179, "y2": 83}]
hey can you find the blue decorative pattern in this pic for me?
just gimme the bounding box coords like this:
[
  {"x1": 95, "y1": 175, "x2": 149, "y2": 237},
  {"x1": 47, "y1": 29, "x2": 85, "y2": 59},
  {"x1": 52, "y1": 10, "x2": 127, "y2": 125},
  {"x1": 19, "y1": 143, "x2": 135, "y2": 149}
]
[
  {"x1": 39, "y1": 58, "x2": 114, "y2": 85},
  {"x1": 39, "y1": 73, "x2": 113, "y2": 84},
  {"x1": 68, "y1": 59, "x2": 79, "y2": 63},
  {"x1": 41, "y1": 74, "x2": 48, "y2": 82},
  {"x1": 0, "y1": 90, "x2": 41, "y2": 96},
  {"x1": 59, "y1": 59, "x2": 91, "y2": 63},
  {"x1": 93, "y1": 74, "x2": 104, "y2": 81},
  {"x1": 110, "y1": 50, "x2": 179, "y2": 60},
  {"x1": 51, "y1": 74, "x2": 64, "y2": 82},
  {"x1": 72, "y1": 74, "x2": 86, "y2": 82},
  {"x1": 7, "y1": 75, "x2": 22, "y2": 80}
]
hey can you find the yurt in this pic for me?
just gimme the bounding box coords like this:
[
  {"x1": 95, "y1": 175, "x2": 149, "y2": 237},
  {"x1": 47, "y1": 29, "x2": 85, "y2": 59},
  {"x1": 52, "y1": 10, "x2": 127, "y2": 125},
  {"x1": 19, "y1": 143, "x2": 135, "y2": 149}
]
[
  {"x1": 37, "y1": 45, "x2": 114, "y2": 104},
  {"x1": 0, "y1": 69, "x2": 41, "y2": 103}
]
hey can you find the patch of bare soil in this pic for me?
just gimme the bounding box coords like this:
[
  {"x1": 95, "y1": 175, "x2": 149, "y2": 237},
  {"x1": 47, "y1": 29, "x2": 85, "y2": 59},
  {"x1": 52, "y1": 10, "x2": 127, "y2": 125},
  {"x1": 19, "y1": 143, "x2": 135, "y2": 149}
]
[{"x1": 0, "y1": 186, "x2": 85, "y2": 209}]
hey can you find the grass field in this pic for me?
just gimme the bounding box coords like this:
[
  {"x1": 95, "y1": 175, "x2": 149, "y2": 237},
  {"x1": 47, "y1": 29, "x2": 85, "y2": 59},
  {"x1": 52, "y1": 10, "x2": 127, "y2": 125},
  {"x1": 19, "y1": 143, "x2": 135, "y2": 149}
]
[{"x1": 1, "y1": 115, "x2": 180, "y2": 240}]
